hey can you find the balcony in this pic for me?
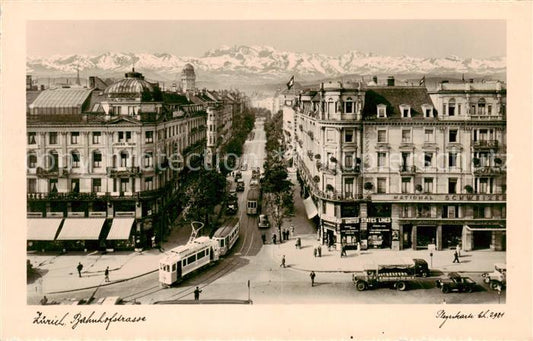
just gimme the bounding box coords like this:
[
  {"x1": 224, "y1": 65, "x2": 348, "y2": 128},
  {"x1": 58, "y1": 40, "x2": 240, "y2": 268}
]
[
  {"x1": 399, "y1": 165, "x2": 417, "y2": 175},
  {"x1": 106, "y1": 166, "x2": 141, "y2": 178},
  {"x1": 320, "y1": 165, "x2": 337, "y2": 176},
  {"x1": 36, "y1": 167, "x2": 69, "y2": 178},
  {"x1": 473, "y1": 166, "x2": 505, "y2": 177},
  {"x1": 340, "y1": 165, "x2": 361, "y2": 174},
  {"x1": 473, "y1": 140, "x2": 499, "y2": 149},
  {"x1": 28, "y1": 191, "x2": 99, "y2": 201}
]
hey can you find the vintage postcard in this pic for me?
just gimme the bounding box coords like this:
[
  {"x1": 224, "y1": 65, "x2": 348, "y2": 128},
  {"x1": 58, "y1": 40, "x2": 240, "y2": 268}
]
[{"x1": 1, "y1": 1, "x2": 532, "y2": 340}]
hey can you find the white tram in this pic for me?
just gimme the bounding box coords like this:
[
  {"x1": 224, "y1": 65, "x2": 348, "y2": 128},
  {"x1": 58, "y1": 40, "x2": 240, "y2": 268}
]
[
  {"x1": 212, "y1": 217, "x2": 240, "y2": 256},
  {"x1": 159, "y1": 236, "x2": 220, "y2": 286}
]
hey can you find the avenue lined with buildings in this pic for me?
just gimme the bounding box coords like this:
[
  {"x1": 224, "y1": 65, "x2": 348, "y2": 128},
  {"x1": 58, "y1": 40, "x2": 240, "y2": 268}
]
[{"x1": 26, "y1": 65, "x2": 506, "y2": 304}]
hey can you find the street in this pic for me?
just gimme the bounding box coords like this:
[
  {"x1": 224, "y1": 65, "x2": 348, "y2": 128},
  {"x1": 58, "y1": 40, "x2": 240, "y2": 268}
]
[{"x1": 28, "y1": 119, "x2": 506, "y2": 305}]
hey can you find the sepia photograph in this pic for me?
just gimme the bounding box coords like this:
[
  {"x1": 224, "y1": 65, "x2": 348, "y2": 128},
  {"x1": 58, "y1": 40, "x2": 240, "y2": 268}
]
[{"x1": 2, "y1": 1, "x2": 532, "y2": 340}]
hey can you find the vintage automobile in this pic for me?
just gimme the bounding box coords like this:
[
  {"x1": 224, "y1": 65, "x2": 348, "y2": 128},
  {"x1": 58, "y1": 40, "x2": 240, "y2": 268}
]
[
  {"x1": 258, "y1": 214, "x2": 270, "y2": 229},
  {"x1": 436, "y1": 272, "x2": 477, "y2": 293},
  {"x1": 482, "y1": 263, "x2": 506, "y2": 291},
  {"x1": 235, "y1": 171, "x2": 242, "y2": 180},
  {"x1": 236, "y1": 178, "x2": 245, "y2": 192}
]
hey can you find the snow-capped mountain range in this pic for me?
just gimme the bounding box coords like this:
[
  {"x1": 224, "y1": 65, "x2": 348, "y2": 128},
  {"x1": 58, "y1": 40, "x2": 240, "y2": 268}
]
[{"x1": 27, "y1": 45, "x2": 506, "y2": 83}]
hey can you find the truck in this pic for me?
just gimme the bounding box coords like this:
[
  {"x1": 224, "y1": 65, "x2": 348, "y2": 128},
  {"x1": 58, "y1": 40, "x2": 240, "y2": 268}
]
[
  {"x1": 481, "y1": 263, "x2": 506, "y2": 291},
  {"x1": 352, "y1": 258, "x2": 429, "y2": 291}
]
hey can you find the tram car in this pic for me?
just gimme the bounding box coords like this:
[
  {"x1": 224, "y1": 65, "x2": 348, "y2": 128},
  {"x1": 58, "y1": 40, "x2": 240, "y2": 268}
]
[
  {"x1": 246, "y1": 186, "x2": 261, "y2": 215},
  {"x1": 212, "y1": 217, "x2": 240, "y2": 256},
  {"x1": 159, "y1": 236, "x2": 220, "y2": 287}
]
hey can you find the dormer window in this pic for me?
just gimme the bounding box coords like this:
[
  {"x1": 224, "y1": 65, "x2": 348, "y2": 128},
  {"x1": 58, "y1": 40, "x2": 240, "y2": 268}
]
[
  {"x1": 422, "y1": 104, "x2": 434, "y2": 118},
  {"x1": 377, "y1": 104, "x2": 387, "y2": 118},
  {"x1": 399, "y1": 104, "x2": 411, "y2": 118}
]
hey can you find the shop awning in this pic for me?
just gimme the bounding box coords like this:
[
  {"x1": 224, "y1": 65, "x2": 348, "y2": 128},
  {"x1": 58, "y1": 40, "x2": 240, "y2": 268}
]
[
  {"x1": 106, "y1": 218, "x2": 134, "y2": 240},
  {"x1": 303, "y1": 196, "x2": 318, "y2": 219},
  {"x1": 466, "y1": 225, "x2": 506, "y2": 232},
  {"x1": 57, "y1": 218, "x2": 105, "y2": 240},
  {"x1": 27, "y1": 218, "x2": 63, "y2": 241}
]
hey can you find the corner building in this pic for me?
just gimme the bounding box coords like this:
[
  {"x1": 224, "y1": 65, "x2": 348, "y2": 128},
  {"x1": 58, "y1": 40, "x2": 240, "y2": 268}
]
[{"x1": 293, "y1": 78, "x2": 506, "y2": 252}]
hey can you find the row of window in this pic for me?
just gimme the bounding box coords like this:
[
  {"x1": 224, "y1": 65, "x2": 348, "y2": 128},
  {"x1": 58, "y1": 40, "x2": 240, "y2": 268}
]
[
  {"x1": 302, "y1": 128, "x2": 498, "y2": 146},
  {"x1": 373, "y1": 151, "x2": 499, "y2": 169},
  {"x1": 27, "y1": 131, "x2": 155, "y2": 145},
  {"x1": 27, "y1": 176, "x2": 155, "y2": 193},
  {"x1": 443, "y1": 98, "x2": 498, "y2": 116}
]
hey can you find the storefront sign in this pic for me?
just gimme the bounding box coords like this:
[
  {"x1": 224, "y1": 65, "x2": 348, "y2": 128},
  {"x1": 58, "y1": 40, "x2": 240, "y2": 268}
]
[
  {"x1": 361, "y1": 217, "x2": 391, "y2": 223},
  {"x1": 371, "y1": 194, "x2": 506, "y2": 202},
  {"x1": 322, "y1": 221, "x2": 337, "y2": 229},
  {"x1": 343, "y1": 218, "x2": 360, "y2": 224}
]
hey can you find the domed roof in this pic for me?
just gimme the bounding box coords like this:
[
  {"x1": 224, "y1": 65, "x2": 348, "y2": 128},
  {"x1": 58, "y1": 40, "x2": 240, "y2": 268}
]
[
  {"x1": 104, "y1": 69, "x2": 155, "y2": 96},
  {"x1": 181, "y1": 64, "x2": 196, "y2": 76}
]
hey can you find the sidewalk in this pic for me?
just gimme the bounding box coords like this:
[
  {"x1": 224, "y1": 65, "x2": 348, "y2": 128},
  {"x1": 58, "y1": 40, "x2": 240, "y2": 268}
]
[
  {"x1": 264, "y1": 233, "x2": 506, "y2": 274},
  {"x1": 27, "y1": 219, "x2": 194, "y2": 297}
]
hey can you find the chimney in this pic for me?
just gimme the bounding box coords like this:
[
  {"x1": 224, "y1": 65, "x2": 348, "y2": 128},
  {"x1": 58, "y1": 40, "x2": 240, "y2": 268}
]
[
  {"x1": 387, "y1": 76, "x2": 395, "y2": 87},
  {"x1": 372, "y1": 76, "x2": 378, "y2": 84}
]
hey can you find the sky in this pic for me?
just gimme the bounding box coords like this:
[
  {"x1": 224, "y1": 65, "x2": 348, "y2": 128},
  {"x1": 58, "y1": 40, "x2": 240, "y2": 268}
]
[{"x1": 27, "y1": 20, "x2": 505, "y2": 58}]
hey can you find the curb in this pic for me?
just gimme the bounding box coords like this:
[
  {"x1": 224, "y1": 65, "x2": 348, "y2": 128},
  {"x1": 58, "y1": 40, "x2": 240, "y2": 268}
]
[{"x1": 45, "y1": 269, "x2": 158, "y2": 295}]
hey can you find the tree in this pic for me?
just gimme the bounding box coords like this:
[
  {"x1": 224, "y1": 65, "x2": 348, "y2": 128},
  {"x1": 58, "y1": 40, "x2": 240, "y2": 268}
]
[{"x1": 181, "y1": 169, "x2": 227, "y2": 233}]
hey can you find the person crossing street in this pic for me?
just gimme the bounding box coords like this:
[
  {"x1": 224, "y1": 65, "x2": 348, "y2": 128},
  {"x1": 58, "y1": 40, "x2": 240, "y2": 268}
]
[
  {"x1": 310, "y1": 271, "x2": 316, "y2": 287},
  {"x1": 280, "y1": 255, "x2": 286, "y2": 268}
]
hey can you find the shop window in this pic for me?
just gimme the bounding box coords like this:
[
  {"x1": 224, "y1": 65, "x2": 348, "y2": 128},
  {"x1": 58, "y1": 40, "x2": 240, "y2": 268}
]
[
  {"x1": 341, "y1": 204, "x2": 359, "y2": 217},
  {"x1": 28, "y1": 179, "x2": 37, "y2": 193},
  {"x1": 92, "y1": 178, "x2": 101, "y2": 193},
  {"x1": 368, "y1": 203, "x2": 391, "y2": 217}
]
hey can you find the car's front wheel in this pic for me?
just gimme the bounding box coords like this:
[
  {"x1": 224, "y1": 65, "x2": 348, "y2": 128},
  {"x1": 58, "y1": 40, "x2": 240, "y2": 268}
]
[
  {"x1": 483, "y1": 276, "x2": 491, "y2": 284},
  {"x1": 441, "y1": 286, "x2": 450, "y2": 293},
  {"x1": 465, "y1": 286, "x2": 473, "y2": 293},
  {"x1": 356, "y1": 281, "x2": 367, "y2": 291}
]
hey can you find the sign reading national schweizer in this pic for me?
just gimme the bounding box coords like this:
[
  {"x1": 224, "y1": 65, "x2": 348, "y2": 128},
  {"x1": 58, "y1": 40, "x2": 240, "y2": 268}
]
[{"x1": 371, "y1": 194, "x2": 506, "y2": 203}]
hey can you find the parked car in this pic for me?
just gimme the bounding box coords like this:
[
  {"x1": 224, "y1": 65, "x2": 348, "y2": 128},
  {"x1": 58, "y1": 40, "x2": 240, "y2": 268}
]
[
  {"x1": 258, "y1": 214, "x2": 270, "y2": 229},
  {"x1": 482, "y1": 263, "x2": 506, "y2": 291},
  {"x1": 226, "y1": 202, "x2": 238, "y2": 215},
  {"x1": 235, "y1": 171, "x2": 242, "y2": 180},
  {"x1": 236, "y1": 179, "x2": 245, "y2": 192},
  {"x1": 436, "y1": 272, "x2": 477, "y2": 293}
]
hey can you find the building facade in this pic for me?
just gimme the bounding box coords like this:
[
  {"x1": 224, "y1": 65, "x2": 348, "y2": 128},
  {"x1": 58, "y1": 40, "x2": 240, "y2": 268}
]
[
  {"x1": 293, "y1": 78, "x2": 506, "y2": 252},
  {"x1": 27, "y1": 69, "x2": 208, "y2": 250}
]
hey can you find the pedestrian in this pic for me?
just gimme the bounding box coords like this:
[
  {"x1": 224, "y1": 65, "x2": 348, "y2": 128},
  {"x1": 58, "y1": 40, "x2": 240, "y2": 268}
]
[
  {"x1": 280, "y1": 255, "x2": 286, "y2": 268},
  {"x1": 285, "y1": 229, "x2": 289, "y2": 240},
  {"x1": 295, "y1": 237, "x2": 301, "y2": 249},
  {"x1": 313, "y1": 247, "x2": 317, "y2": 257},
  {"x1": 272, "y1": 233, "x2": 277, "y2": 245},
  {"x1": 104, "y1": 266, "x2": 110, "y2": 282},
  {"x1": 194, "y1": 286, "x2": 202, "y2": 300},
  {"x1": 77, "y1": 262, "x2": 83, "y2": 278},
  {"x1": 261, "y1": 233, "x2": 266, "y2": 244},
  {"x1": 317, "y1": 245, "x2": 322, "y2": 257},
  {"x1": 310, "y1": 271, "x2": 316, "y2": 287},
  {"x1": 456, "y1": 244, "x2": 461, "y2": 257},
  {"x1": 453, "y1": 250, "x2": 460, "y2": 263},
  {"x1": 40, "y1": 296, "x2": 48, "y2": 305},
  {"x1": 290, "y1": 225, "x2": 295, "y2": 238},
  {"x1": 341, "y1": 245, "x2": 347, "y2": 257}
]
